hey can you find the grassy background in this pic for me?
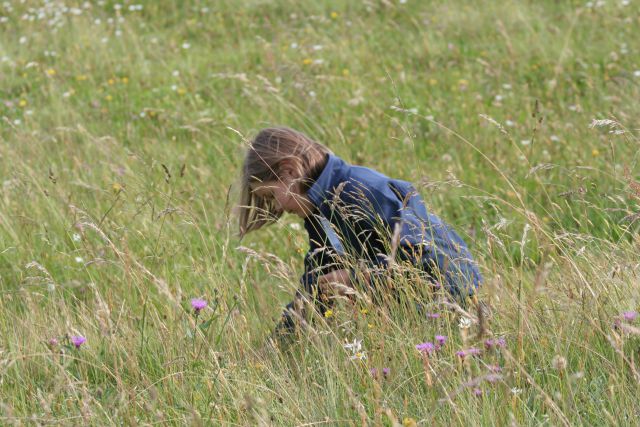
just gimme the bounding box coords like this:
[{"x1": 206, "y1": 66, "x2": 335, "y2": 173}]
[{"x1": 1, "y1": 0, "x2": 640, "y2": 425}]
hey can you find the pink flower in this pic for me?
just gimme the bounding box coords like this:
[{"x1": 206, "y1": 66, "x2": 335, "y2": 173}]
[
  {"x1": 435, "y1": 335, "x2": 447, "y2": 348},
  {"x1": 456, "y1": 347, "x2": 481, "y2": 358},
  {"x1": 426, "y1": 313, "x2": 441, "y2": 319},
  {"x1": 71, "y1": 335, "x2": 86, "y2": 349},
  {"x1": 370, "y1": 367, "x2": 391, "y2": 379},
  {"x1": 473, "y1": 388, "x2": 483, "y2": 396},
  {"x1": 416, "y1": 342, "x2": 435, "y2": 354},
  {"x1": 190, "y1": 298, "x2": 207, "y2": 313},
  {"x1": 623, "y1": 311, "x2": 638, "y2": 322},
  {"x1": 484, "y1": 337, "x2": 506, "y2": 349}
]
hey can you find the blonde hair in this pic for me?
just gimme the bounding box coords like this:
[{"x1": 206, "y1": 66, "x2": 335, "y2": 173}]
[{"x1": 238, "y1": 127, "x2": 331, "y2": 237}]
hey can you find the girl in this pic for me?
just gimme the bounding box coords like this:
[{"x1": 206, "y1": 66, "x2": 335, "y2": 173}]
[{"x1": 238, "y1": 127, "x2": 482, "y2": 333}]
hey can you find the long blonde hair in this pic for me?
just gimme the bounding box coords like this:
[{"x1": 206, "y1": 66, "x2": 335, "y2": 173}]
[{"x1": 238, "y1": 127, "x2": 330, "y2": 237}]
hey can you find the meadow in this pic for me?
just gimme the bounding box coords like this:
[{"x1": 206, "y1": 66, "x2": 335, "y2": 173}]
[{"x1": 1, "y1": 0, "x2": 640, "y2": 425}]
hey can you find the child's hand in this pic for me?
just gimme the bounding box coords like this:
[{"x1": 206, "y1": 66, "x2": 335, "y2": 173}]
[{"x1": 317, "y1": 269, "x2": 355, "y2": 297}]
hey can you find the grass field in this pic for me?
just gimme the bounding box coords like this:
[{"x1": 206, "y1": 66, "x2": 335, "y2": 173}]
[{"x1": 1, "y1": 0, "x2": 640, "y2": 425}]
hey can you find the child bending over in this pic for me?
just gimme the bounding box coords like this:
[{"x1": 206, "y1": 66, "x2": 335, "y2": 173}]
[{"x1": 238, "y1": 127, "x2": 482, "y2": 334}]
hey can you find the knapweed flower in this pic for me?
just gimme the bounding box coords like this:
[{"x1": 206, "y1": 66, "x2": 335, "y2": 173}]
[
  {"x1": 622, "y1": 311, "x2": 638, "y2": 322},
  {"x1": 473, "y1": 388, "x2": 483, "y2": 396},
  {"x1": 415, "y1": 342, "x2": 435, "y2": 354},
  {"x1": 435, "y1": 335, "x2": 447, "y2": 348},
  {"x1": 484, "y1": 337, "x2": 506, "y2": 349},
  {"x1": 48, "y1": 338, "x2": 59, "y2": 349},
  {"x1": 426, "y1": 312, "x2": 440, "y2": 319},
  {"x1": 190, "y1": 298, "x2": 207, "y2": 313},
  {"x1": 71, "y1": 335, "x2": 86, "y2": 349},
  {"x1": 456, "y1": 347, "x2": 481, "y2": 358}
]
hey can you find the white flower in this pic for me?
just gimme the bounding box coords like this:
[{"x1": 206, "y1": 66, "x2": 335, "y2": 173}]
[
  {"x1": 505, "y1": 120, "x2": 515, "y2": 127},
  {"x1": 312, "y1": 59, "x2": 324, "y2": 65},
  {"x1": 13, "y1": 119, "x2": 21, "y2": 125},
  {"x1": 114, "y1": 3, "x2": 122, "y2": 10},
  {"x1": 72, "y1": 233, "x2": 81, "y2": 242},
  {"x1": 521, "y1": 139, "x2": 531, "y2": 146},
  {"x1": 621, "y1": 0, "x2": 630, "y2": 5},
  {"x1": 408, "y1": 107, "x2": 418, "y2": 114},
  {"x1": 441, "y1": 153, "x2": 453, "y2": 162},
  {"x1": 458, "y1": 317, "x2": 472, "y2": 329},
  {"x1": 172, "y1": 70, "x2": 180, "y2": 77},
  {"x1": 115, "y1": 29, "x2": 122, "y2": 37},
  {"x1": 312, "y1": 44, "x2": 323, "y2": 51},
  {"x1": 308, "y1": 91, "x2": 316, "y2": 98},
  {"x1": 25, "y1": 110, "x2": 33, "y2": 116},
  {"x1": 511, "y1": 387, "x2": 523, "y2": 395},
  {"x1": 75, "y1": 256, "x2": 84, "y2": 264},
  {"x1": 344, "y1": 338, "x2": 362, "y2": 353},
  {"x1": 182, "y1": 42, "x2": 191, "y2": 49},
  {"x1": 101, "y1": 37, "x2": 108, "y2": 43},
  {"x1": 494, "y1": 94, "x2": 503, "y2": 102},
  {"x1": 290, "y1": 42, "x2": 298, "y2": 49},
  {"x1": 19, "y1": 36, "x2": 27, "y2": 44},
  {"x1": 94, "y1": 18, "x2": 101, "y2": 25},
  {"x1": 350, "y1": 351, "x2": 367, "y2": 360},
  {"x1": 633, "y1": 70, "x2": 640, "y2": 77},
  {"x1": 171, "y1": 85, "x2": 177, "y2": 91},
  {"x1": 550, "y1": 135, "x2": 560, "y2": 142},
  {"x1": 502, "y1": 83, "x2": 512, "y2": 90},
  {"x1": 289, "y1": 223, "x2": 301, "y2": 231}
]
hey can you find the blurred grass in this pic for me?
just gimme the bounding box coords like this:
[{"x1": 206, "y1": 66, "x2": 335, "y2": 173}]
[{"x1": 1, "y1": 0, "x2": 640, "y2": 425}]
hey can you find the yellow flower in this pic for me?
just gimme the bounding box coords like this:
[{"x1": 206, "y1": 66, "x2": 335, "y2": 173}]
[
  {"x1": 458, "y1": 79, "x2": 468, "y2": 86},
  {"x1": 342, "y1": 68, "x2": 350, "y2": 76},
  {"x1": 324, "y1": 309, "x2": 333, "y2": 318},
  {"x1": 108, "y1": 78, "x2": 115, "y2": 85},
  {"x1": 429, "y1": 78, "x2": 437, "y2": 86},
  {"x1": 177, "y1": 87, "x2": 186, "y2": 95},
  {"x1": 592, "y1": 149, "x2": 600, "y2": 157},
  {"x1": 368, "y1": 323, "x2": 373, "y2": 329},
  {"x1": 18, "y1": 99, "x2": 27, "y2": 107},
  {"x1": 121, "y1": 77, "x2": 129, "y2": 84},
  {"x1": 105, "y1": 94, "x2": 113, "y2": 101},
  {"x1": 46, "y1": 68, "x2": 56, "y2": 76},
  {"x1": 76, "y1": 74, "x2": 88, "y2": 81},
  {"x1": 302, "y1": 58, "x2": 313, "y2": 65},
  {"x1": 360, "y1": 308, "x2": 368, "y2": 315},
  {"x1": 112, "y1": 183, "x2": 123, "y2": 193},
  {"x1": 403, "y1": 417, "x2": 417, "y2": 427},
  {"x1": 330, "y1": 11, "x2": 338, "y2": 19}
]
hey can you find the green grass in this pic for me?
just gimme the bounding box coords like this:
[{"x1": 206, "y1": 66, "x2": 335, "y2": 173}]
[{"x1": 1, "y1": 0, "x2": 640, "y2": 425}]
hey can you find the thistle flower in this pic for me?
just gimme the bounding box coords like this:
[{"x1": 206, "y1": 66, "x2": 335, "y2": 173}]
[
  {"x1": 71, "y1": 335, "x2": 86, "y2": 349},
  {"x1": 415, "y1": 342, "x2": 435, "y2": 354},
  {"x1": 190, "y1": 298, "x2": 207, "y2": 313},
  {"x1": 370, "y1": 367, "x2": 390, "y2": 378},
  {"x1": 435, "y1": 335, "x2": 447, "y2": 348},
  {"x1": 622, "y1": 311, "x2": 638, "y2": 322}
]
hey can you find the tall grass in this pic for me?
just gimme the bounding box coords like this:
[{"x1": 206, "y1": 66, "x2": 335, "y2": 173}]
[{"x1": 1, "y1": 0, "x2": 639, "y2": 425}]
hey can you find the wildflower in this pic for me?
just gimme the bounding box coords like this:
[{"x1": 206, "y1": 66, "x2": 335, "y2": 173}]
[
  {"x1": 510, "y1": 387, "x2": 522, "y2": 395},
  {"x1": 488, "y1": 364, "x2": 502, "y2": 373},
  {"x1": 105, "y1": 95, "x2": 113, "y2": 102},
  {"x1": 121, "y1": 77, "x2": 129, "y2": 84},
  {"x1": 485, "y1": 373, "x2": 502, "y2": 384},
  {"x1": 520, "y1": 139, "x2": 531, "y2": 146},
  {"x1": 76, "y1": 75, "x2": 88, "y2": 81},
  {"x1": 302, "y1": 58, "x2": 313, "y2": 65},
  {"x1": 441, "y1": 154, "x2": 453, "y2": 162},
  {"x1": 550, "y1": 135, "x2": 560, "y2": 142},
  {"x1": 435, "y1": 335, "x2": 447, "y2": 348},
  {"x1": 634, "y1": 70, "x2": 640, "y2": 77},
  {"x1": 484, "y1": 337, "x2": 506, "y2": 349},
  {"x1": 505, "y1": 120, "x2": 515, "y2": 127},
  {"x1": 290, "y1": 42, "x2": 298, "y2": 49},
  {"x1": 108, "y1": 78, "x2": 115, "y2": 85},
  {"x1": 359, "y1": 308, "x2": 368, "y2": 315},
  {"x1": 428, "y1": 78, "x2": 437, "y2": 86},
  {"x1": 415, "y1": 342, "x2": 435, "y2": 354},
  {"x1": 473, "y1": 388, "x2": 482, "y2": 396},
  {"x1": 72, "y1": 233, "x2": 81, "y2": 242},
  {"x1": 458, "y1": 317, "x2": 472, "y2": 329},
  {"x1": 182, "y1": 42, "x2": 191, "y2": 49},
  {"x1": 344, "y1": 339, "x2": 362, "y2": 353},
  {"x1": 46, "y1": 68, "x2": 56, "y2": 76},
  {"x1": 330, "y1": 11, "x2": 338, "y2": 19},
  {"x1": 350, "y1": 351, "x2": 366, "y2": 360},
  {"x1": 456, "y1": 347, "x2": 481, "y2": 358},
  {"x1": 552, "y1": 355, "x2": 567, "y2": 371},
  {"x1": 370, "y1": 367, "x2": 390, "y2": 378},
  {"x1": 402, "y1": 417, "x2": 417, "y2": 427},
  {"x1": 324, "y1": 309, "x2": 333, "y2": 318},
  {"x1": 289, "y1": 222, "x2": 301, "y2": 231},
  {"x1": 18, "y1": 99, "x2": 27, "y2": 107},
  {"x1": 622, "y1": 311, "x2": 638, "y2": 321},
  {"x1": 190, "y1": 298, "x2": 207, "y2": 313},
  {"x1": 592, "y1": 149, "x2": 600, "y2": 157},
  {"x1": 383, "y1": 367, "x2": 390, "y2": 376},
  {"x1": 48, "y1": 338, "x2": 59, "y2": 349},
  {"x1": 75, "y1": 257, "x2": 84, "y2": 264},
  {"x1": 71, "y1": 335, "x2": 86, "y2": 349},
  {"x1": 426, "y1": 312, "x2": 440, "y2": 319}
]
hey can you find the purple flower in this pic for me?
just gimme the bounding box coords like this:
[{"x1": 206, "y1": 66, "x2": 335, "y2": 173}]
[
  {"x1": 71, "y1": 335, "x2": 86, "y2": 349},
  {"x1": 485, "y1": 373, "x2": 502, "y2": 384},
  {"x1": 473, "y1": 388, "x2": 483, "y2": 396},
  {"x1": 416, "y1": 342, "x2": 435, "y2": 354},
  {"x1": 484, "y1": 337, "x2": 506, "y2": 349},
  {"x1": 426, "y1": 313, "x2": 441, "y2": 319},
  {"x1": 190, "y1": 298, "x2": 207, "y2": 313},
  {"x1": 370, "y1": 367, "x2": 391, "y2": 378},
  {"x1": 48, "y1": 338, "x2": 59, "y2": 347},
  {"x1": 435, "y1": 335, "x2": 447, "y2": 348},
  {"x1": 488, "y1": 364, "x2": 502, "y2": 373},
  {"x1": 622, "y1": 311, "x2": 638, "y2": 322},
  {"x1": 456, "y1": 347, "x2": 481, "y2": 358}
]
